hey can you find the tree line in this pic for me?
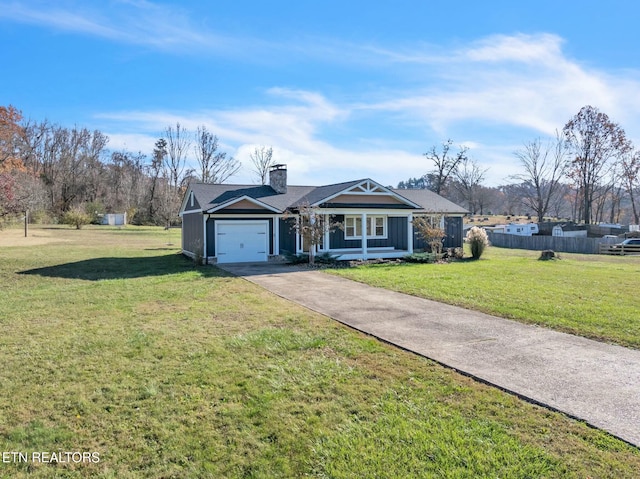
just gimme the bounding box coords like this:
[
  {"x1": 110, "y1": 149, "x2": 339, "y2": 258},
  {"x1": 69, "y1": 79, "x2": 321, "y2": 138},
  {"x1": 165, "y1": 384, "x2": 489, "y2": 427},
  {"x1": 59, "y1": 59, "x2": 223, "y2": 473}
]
[
  {"x1": 0, "y1": 106, "x2": 257, "y2": 226},
  {"x1": 3, "y1": 104, "x2": 638, "y2": 227},
  {"x1": 398, "y1": 105, "x2": 640, "y2": 225}
]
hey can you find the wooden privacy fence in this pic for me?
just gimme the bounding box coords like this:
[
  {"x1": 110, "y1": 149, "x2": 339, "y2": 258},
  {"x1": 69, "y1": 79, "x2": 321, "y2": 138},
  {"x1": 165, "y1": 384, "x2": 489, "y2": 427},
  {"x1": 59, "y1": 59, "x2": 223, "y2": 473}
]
[
  {"x1": 486, "y1": 232, "x2": 620, "y2": 254},
  {"x1": 599, "y1": 243, "x2": 640, "y2": 255}
]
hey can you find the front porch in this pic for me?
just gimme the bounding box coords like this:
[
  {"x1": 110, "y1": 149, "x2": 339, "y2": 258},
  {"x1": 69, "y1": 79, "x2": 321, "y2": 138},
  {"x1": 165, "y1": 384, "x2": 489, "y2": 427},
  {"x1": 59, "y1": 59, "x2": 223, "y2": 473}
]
[{"x1": 294, "y1": 211, "x2": 415, "y2": 261}]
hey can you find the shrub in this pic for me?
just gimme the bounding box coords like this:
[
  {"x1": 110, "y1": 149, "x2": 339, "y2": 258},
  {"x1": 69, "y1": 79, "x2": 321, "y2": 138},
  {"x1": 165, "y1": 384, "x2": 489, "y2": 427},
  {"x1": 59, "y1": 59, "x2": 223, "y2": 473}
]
[
  {"x1": 84, "y1": 201, "x2": 106, "y2": 224},
  {"x1": 443, "y1": 247, "x2": 464, "y2": 260},
  {"x1": 413, "y1": 215, "x2": 446, "y2": 253},
  {"x1": 62, "y1": 208, "x2": 92, "y2": 229},
  {"x1": 466, "y1": 226, "x2": 490, "y2": 260},
  {"x1": 403, "y1": 252, "x2": 439, "y2": 263},
  {"x1": 281, "y1": 250, "x2": 309, "y2": 264},
  {"x1": 314, "y1": 252, "x2": 342, "y2": 265}
]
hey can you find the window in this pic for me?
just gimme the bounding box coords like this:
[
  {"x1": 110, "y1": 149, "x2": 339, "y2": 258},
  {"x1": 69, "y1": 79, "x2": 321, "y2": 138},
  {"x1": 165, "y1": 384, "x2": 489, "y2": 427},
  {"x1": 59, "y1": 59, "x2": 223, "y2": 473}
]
[
  {"x1": 345, "y1": 216, "x2": 386, "y2": 239},
  {"x1": 369, "y1": 216, "x2": 385, "y2": 237},
  {"x1": 345, "y1": 216, "x2": 362, "y2": 238}
]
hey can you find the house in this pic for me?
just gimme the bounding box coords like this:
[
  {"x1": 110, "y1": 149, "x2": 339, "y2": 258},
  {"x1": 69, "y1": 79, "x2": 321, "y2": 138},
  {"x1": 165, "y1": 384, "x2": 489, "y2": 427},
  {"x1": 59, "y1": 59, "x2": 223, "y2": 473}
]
[{"x1": 179, "y1": 165, "x2": 468, "y2": 264}]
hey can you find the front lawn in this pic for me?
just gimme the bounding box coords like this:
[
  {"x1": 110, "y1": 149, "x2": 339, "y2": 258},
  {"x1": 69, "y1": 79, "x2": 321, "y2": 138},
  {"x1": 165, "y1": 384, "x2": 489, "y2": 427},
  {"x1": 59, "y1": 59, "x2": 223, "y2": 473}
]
[
  {"x1": 329, "y1": 246, "x2": 640, "y2": 348},
  {"x1": 0, "y1": 226, "x2": 639, "y2": 477}
]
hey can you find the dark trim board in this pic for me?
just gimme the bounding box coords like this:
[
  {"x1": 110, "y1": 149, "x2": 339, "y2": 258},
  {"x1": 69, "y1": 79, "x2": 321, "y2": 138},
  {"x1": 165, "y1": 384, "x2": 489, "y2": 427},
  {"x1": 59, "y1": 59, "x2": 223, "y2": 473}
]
[{"x1": 320, "y1": 203, "x2": 414, "y2": 209}]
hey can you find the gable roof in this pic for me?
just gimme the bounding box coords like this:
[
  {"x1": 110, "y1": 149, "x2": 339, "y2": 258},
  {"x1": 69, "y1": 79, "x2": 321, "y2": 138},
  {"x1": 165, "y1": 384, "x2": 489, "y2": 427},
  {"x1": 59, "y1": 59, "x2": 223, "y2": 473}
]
[
  {"x1": 183, "y1": 180, "x2": 467, "y2": 215},
  {"x1": 187, "y1": 183, "x2": 314, "y2": 213},
  {"x1": 391, "y1": 188, "x2": 468, "y2": 214}
]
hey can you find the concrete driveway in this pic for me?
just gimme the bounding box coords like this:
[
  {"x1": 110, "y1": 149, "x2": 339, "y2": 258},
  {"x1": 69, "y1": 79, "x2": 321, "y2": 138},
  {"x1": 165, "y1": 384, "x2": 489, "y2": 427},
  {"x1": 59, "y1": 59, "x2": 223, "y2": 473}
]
[{"x1": 218, "y1": 262, "x2": 640, "y2": 448}]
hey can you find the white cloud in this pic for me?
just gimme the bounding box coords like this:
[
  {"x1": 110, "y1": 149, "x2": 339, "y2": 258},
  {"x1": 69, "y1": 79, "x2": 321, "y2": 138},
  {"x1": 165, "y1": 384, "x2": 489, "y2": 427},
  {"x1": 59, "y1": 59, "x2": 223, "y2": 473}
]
[
  {"x1": 0, "y1": 0, "x2": 235, "y2": 52},
  {"x1": 462, "y1": 33, "x2": 565, "y2": 64},
  {"x1": 97, "y1": 32, "x2": 640, "y2": 187},
  {"x1": 359, "y1": 32, "x2": 640, "y2": 141}
]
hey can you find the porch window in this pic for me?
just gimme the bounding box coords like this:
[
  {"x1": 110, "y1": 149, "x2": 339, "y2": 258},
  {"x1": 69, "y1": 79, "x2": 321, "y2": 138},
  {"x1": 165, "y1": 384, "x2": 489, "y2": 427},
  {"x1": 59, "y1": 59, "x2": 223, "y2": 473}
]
[
  {"x1": 369, "y1": 216, "x2": 385, "y2": 237},
  {"x1": 345, "y1": 216, "x2": 387, "y2": 239},
  {"x1": 345, "y1": 216, "x2": 362, "y2": 238}
]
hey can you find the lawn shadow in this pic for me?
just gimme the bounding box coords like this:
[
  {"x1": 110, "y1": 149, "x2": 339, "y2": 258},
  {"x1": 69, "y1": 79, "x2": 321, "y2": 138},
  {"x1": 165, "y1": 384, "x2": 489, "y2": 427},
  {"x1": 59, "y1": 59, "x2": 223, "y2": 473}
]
[{"x1": 19, "y1": 253, "x2": 226, "y2": 281}]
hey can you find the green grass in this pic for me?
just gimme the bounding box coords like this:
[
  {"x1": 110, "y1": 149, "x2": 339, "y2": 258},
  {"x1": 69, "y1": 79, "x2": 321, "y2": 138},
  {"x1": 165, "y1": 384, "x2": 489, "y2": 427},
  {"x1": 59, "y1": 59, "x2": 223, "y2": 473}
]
[
  {"x1": 329, "y1": 246, "x2": 640, "y2": 349},
  {"x1": 0, "y1": 226, "x2": 639, "y2": 478}
]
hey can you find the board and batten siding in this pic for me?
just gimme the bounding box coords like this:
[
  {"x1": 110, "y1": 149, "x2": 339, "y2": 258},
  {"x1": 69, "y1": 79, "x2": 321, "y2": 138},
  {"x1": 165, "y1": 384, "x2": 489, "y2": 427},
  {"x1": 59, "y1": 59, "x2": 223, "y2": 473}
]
[
  {"x1": 182, "y1": 212, "x2": 204, "y2": 254},
  {"x1": 329, "y1": 215, "x2": 408, "y2": 249},
  {"x1": 444, "y1": 217, "x2": 463, "y2": 248},
  {"x1": 413, "y1": 216, "x2": 463, "y2": 250},
  {"x1": 279, "y1": 217, "x2": 297, "y2": 254}
]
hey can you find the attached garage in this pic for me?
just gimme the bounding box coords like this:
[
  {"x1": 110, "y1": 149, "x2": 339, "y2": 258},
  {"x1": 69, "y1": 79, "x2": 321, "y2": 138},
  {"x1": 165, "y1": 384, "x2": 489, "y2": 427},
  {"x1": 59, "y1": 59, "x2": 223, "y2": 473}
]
[{"x1": 215, "y1": 220, "x2": 269, "y2": 263}]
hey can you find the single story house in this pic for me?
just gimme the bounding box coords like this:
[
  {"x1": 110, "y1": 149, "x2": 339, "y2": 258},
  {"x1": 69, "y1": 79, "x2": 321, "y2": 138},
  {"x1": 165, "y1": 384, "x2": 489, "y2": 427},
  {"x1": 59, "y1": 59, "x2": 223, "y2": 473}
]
[{"x1": 179, "y1": 165, "x2": 468, "y2": 264}]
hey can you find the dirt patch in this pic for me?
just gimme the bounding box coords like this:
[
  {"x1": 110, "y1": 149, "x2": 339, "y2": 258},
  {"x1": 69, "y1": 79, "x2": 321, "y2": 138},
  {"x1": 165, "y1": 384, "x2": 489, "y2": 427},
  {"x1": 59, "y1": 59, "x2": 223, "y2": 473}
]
[{"x1": 0, "y1": 228, "x2": 71, "y2": 247}]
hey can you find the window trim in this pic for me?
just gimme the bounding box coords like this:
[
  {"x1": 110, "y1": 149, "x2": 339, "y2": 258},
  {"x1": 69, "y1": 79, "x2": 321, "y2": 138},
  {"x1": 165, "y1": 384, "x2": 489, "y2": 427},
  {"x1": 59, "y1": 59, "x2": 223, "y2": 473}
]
[{"x1": 344, "y1": 215, "x2": 387, "y2": 240}]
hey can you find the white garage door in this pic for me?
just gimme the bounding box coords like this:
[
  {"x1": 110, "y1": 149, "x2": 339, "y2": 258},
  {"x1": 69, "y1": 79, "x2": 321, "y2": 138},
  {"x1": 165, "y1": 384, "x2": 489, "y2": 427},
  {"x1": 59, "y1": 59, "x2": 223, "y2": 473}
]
[{"x1": 216, "y1": 221, "x2": 269, "y2": 263}]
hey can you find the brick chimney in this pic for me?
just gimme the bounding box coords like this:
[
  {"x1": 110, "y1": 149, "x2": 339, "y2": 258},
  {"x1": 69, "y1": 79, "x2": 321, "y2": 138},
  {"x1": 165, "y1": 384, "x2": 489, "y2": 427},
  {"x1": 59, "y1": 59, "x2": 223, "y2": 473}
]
[{"x1": 269, "y1": 164, "x2": 287, "y2": 194}]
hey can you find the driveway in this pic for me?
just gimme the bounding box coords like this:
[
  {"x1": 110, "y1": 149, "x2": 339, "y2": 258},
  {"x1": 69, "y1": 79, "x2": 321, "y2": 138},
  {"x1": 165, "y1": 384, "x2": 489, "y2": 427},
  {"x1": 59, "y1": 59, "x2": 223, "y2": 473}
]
[{"x1": 218, "y1": 262, "x2": 640, "y2": 448}]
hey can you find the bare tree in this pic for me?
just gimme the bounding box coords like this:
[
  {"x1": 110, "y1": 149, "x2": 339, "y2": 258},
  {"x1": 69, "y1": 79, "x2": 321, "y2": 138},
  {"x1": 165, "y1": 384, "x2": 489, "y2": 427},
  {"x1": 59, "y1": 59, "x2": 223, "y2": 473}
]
[
  {"x1": 250, "y1": 145, "x2": 274, "y2": 184},
  {"x1": 424, "y1": 139, "x2": 468, "y2": 195},
  {"x1": 36, "y1": 125, "x2": 108, "y2": 214},
  {"x1": 162, "y1": 123, "x2": 190, "y2": 191},
  {"x1": 452, "y1": 157, "x2": 487, "y2": 214},
  {"x1": 105, "y1": 150, "x2": 146, "y2": 213},
  {"x1": 284, "y1": 203, "x2": 342, "y2": 265},
  {"x1": 162, "y1": 123, "x2": 192, "y2": 226},
  {"x1": 620, "y1": 149, "x2": 640, "y2": 224},
  {"x1": 511, "y1": 133, "x2": 567, "y2": 223},
  {"x1": 563, "y1": 106, "x2": 631, "y2": 224},
  {"x1": 193, "y1": 126, "x2": 239, "y2": 183},
  {"x1": 412, "y1": 215, "x2": 445, "y2": 253}
]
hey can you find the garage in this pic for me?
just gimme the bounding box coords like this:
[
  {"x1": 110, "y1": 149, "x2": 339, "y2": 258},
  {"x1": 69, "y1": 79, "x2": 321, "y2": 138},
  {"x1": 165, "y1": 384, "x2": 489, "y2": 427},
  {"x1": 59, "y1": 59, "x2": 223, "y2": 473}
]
[{"x1": 215, "y1": 220, "x2": 269, "y2": 263}]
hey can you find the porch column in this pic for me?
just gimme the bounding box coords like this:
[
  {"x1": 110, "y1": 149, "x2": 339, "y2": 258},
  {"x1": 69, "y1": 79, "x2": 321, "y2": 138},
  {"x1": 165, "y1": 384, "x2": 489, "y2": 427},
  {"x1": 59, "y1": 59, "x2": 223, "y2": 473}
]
[
  {"x1": 324, "y1": 214, "x2": 330, "y2": 252},
  {"x1": 295, "y1": 216, "x2": 301, "y2": 253},
  {"x1": 407, "y1": 213, "x2": 414, "y2": 254},
  {"x1": 274, "y1": 216, "x2": 280, "y2": 255},
  {"x1": 361, "y1": 212, "x2": 368, "y2": 260}
]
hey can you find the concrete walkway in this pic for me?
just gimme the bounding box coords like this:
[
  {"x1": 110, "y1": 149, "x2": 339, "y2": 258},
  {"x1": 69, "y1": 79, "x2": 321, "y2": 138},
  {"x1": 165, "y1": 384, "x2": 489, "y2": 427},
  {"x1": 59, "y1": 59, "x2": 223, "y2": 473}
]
[{"x1": 218, "y1": 262, "x2": 640, "y2": 447}]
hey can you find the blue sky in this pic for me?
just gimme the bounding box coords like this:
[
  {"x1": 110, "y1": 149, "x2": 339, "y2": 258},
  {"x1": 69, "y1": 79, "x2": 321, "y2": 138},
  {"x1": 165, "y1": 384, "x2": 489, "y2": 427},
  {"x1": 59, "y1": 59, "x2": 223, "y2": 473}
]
[{"x1": 3, "y1": 1, "x2": 640, "y2": 187}]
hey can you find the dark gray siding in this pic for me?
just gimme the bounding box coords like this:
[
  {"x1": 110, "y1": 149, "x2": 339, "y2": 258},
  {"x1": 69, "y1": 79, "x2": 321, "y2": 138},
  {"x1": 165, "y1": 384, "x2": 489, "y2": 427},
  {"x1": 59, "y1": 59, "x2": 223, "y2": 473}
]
[
  {"x1": 183, "y1": 191, "x2": 201, "y2": 212},
  {"x1": 329, "y1": 215, "x2": 407, "y2": 249},
  {"x1": 413, "y1": 216, "x2": 463, "y2": 250},
  {"x1": 279, "y1": 218, "x2": 296, "y2": 254},
  {"x1": 206, "y1": 218, "x2": 216, "y2": 257},
  {"x1": 444, "y1": 216, "x2": 463, "y2": 248},
  {"x1": 388, "y1": 216, "x2": 408, "y2": 250},
  {"x1": 182, "y1": 212, "x2": 204, "y2": 254}
]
